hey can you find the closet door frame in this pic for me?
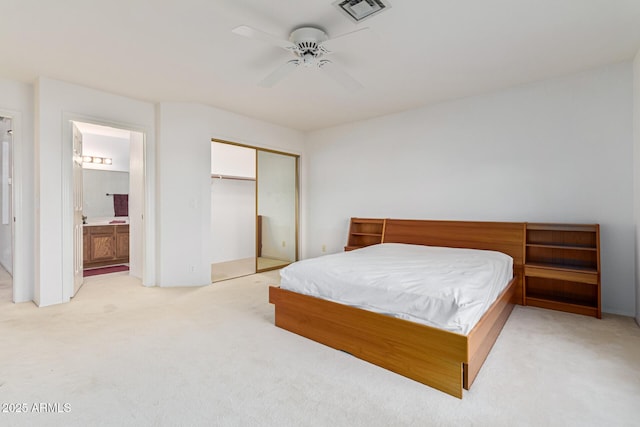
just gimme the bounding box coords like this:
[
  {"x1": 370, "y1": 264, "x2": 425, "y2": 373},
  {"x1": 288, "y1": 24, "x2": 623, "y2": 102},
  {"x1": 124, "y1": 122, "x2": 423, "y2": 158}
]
[{"x1": 211, "y1": 138, "x2": 299, "y2": 273}]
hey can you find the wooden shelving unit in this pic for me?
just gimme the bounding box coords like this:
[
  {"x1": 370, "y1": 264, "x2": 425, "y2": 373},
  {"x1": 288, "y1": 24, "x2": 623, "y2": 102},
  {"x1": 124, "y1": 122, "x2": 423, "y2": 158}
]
[
  {"x1": 345, "y1": 218, "x2": 386, "y2": 251},
  {"x1": 524, "y1": 223, "x2": 600, "y2": 318}
]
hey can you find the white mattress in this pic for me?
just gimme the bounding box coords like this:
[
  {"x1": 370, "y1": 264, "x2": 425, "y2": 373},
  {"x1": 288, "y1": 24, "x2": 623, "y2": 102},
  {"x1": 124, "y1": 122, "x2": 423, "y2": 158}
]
[{"x1": 279, "y1": 243, "x2": 513, "y2": 335}]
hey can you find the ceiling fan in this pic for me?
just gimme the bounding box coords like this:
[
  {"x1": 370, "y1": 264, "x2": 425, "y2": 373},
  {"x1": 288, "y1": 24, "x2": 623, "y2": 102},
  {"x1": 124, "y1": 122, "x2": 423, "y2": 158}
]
[{"x1": 232, "y1": 25, "x2": 368, "y2": 90}]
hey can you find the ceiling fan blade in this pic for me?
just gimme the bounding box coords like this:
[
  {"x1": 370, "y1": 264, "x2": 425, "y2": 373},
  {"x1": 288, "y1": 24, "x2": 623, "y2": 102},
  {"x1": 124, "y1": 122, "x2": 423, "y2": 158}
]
[
  {"x1": 232, "y1": 25, "x2": 296, "y2": 51},
  {"x1": 321, "y1": 27, "x2": 370, "y2": 52},
  {"x1": 259, "y1": 60, "x2": 300, "y2": 87},
  {"x1": 318, "y1": 60, "x2": 363, "y2": 91}
]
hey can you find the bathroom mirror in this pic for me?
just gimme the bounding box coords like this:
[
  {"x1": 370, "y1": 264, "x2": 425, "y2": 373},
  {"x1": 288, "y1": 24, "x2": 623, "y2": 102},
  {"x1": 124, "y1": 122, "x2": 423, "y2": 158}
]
[{"x1": 82, "y1": 170, "x2": 129, "y2": 222}]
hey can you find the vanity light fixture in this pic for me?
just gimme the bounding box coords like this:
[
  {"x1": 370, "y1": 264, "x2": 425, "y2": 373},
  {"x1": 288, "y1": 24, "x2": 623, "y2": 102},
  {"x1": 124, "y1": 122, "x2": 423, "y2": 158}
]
[{"x1": 82, "y1": 155, "x2": 112, "y2": 165}]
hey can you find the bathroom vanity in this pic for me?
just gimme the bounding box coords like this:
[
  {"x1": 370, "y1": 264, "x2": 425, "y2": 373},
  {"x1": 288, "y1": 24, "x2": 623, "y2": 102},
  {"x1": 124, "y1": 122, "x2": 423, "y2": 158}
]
[{"x1": 83, "y1": 224, "x2": 129, "y2": 268}]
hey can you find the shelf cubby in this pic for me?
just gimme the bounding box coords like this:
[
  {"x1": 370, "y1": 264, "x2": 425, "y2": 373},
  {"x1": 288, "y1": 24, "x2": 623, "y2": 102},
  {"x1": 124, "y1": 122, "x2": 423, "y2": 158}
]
[
  {"x1": 345, "y1": 218, "x2": 386, "y2": 251},
  {"x1": 524, "y1": 223, "x2": 600, "y2": 318}
]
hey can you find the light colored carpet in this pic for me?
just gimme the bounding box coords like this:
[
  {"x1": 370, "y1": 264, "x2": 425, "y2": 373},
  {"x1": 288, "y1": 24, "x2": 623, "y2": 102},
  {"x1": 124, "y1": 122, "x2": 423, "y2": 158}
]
[
  {"x1": 211, "y1": 258, "x2": 255, "y2": 282},
  {"x1": 257, "y1": 257, "x2": 289, "y2": 271},
  {"x1": 212, "y1": 258, "x2": 290, "y2": 283},
  {"x1": 1, "y1": 269, "x2": 639, "y2": 426}
]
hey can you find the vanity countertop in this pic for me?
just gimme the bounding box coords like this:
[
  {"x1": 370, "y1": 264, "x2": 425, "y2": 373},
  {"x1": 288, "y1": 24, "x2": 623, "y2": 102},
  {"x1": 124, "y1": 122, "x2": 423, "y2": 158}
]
[{"x1": 83, "y1": 217, "x2": 129, "y2": 226}]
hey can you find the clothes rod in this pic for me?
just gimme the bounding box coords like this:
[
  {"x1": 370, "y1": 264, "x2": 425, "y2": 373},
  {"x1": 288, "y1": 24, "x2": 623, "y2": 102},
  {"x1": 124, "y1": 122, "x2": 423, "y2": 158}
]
[
  {"x1": 211, "y1": 174, "x2": 256, "y2": 182},
  {"x1": 105, "y1": 193, "x2": 129, "y2": 196}
]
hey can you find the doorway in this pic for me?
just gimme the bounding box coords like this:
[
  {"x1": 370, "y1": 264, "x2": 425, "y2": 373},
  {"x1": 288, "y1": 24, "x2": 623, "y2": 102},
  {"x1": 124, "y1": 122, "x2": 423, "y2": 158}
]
[
  {"x1": 211, "y1": 142, "x2": 256, "y2": 281},
  {"x1": 71, "y1": 121, "x2": 145, "y2": 296},
  {"x1": 0, "y1": 116, "x2": 13, "y2": 300},
  {"x1": 211, "y1": 139, "x2": 299, "y2": 282}
]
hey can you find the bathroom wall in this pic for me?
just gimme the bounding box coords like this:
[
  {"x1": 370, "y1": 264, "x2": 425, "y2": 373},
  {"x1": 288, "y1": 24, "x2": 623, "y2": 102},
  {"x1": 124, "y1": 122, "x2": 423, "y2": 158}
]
[{"x1": 81, "y1": 132, "x2": 130, "y2": 172}]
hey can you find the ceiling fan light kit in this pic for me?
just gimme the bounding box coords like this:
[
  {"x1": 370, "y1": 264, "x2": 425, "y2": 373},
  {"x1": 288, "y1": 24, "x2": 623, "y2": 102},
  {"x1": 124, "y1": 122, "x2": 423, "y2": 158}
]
[
  {"x1": 232, "y1": 24, "x2": 369, "y2": 90},
  {"x1": 290, "y1": 27, "x2": 329, "y2": 67}
]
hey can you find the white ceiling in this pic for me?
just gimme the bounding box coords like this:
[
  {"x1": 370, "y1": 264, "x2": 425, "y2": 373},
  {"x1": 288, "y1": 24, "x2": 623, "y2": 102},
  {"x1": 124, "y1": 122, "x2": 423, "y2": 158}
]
[
  {"x1": 1, "y1": 1, "x2": 640, "y2": 131},
  {"x1": 74, "y1": 122, "x2": 131, "y2": 140}
]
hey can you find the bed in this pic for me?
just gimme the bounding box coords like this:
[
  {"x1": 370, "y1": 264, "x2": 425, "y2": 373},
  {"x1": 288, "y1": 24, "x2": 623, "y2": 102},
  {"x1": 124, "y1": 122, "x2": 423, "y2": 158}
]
[{"x1": 269, "y1": 219, "x2": 525, "y2": 398}]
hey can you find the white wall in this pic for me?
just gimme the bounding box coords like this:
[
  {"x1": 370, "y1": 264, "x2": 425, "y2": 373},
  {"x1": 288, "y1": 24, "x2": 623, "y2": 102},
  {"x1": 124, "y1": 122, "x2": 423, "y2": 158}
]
[
  {"x1": 305, "y1": 62, "x2": 635, "y2": 316},
  {"x1": 211, "y1": 142, "x2": 256, "y2": 264},
  {"x1": 35, "y1": 77, "x2": 155, "y2": 306},
  {"x1": 156, "y1": 102, "x2": 304, "y2": 287},
  {"x1": 634, "y1": 50, "x2": 640, "y2": 325},
  {"x1": 0, "y1": 77, "x2": 34, "y2": 303},
  {"x1": 211, "y1": 179, "x2": 256, "y2": 263},
  {"x1": 211, "y1": 142, "x2": 256, "y2": 178},
  {"x1": 5, "y1": 76, "x2": 303, "y2": 304}
]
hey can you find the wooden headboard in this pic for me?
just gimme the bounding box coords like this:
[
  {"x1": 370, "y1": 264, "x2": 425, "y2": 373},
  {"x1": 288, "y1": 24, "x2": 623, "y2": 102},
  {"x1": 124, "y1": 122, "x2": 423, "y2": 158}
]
[
  {"x1": 383, "y1": 219, "x2": 525, "y2": 265},
  {"x1": 382, "y1": 219, "x2": 526, "y2": 304}
]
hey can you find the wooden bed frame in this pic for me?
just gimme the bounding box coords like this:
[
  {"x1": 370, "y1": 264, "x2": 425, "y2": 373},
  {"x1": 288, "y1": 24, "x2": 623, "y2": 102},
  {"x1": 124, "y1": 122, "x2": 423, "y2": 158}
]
[{"x1": 269, "y1": 219, "x2": 526, "y2": 398}]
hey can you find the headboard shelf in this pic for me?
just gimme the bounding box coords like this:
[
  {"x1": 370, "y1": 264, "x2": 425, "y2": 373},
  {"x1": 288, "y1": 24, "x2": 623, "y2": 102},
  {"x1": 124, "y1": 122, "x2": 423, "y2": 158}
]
[{"x1": 343, "y1": 217, "x2": 601, "y2": 318}]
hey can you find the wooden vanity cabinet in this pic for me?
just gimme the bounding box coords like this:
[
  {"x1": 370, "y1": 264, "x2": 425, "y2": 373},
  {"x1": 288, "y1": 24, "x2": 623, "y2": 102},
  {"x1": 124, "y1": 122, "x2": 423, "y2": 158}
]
[
  {"x1": 116, "y1": 226, "x2": 129, "y2": 259},
  {"x1": 83, "y1": 224, "x2": 130, "y2": 268}
]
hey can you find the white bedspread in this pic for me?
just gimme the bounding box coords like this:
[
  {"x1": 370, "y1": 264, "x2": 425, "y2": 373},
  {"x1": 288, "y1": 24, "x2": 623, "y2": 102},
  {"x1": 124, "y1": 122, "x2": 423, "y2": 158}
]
[{"x1": 279, "y1": 243, "x2": 513, "y2": 335}]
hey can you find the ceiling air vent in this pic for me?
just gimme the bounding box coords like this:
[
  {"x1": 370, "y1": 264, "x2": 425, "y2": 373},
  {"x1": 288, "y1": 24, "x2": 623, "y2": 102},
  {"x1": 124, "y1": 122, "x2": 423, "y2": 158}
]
[{"x1": 333, "y1": 0, "x2": 391, "y2": 23}]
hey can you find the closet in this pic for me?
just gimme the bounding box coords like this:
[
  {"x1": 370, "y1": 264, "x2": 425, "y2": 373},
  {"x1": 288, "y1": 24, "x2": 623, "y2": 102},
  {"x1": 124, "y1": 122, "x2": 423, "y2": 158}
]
[{"x1": 211, "y1": 140, "x2": 298, "y2": 282}]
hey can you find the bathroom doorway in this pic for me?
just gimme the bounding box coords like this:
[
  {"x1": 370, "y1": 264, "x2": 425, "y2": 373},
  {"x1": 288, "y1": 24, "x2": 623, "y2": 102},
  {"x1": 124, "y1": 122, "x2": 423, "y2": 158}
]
[
  {"x1": 70, "y1": 121, "x2": 145, "y2": 296},
  {"x1": 0, "y1": 116, "x2": 13, "y2": 301}
]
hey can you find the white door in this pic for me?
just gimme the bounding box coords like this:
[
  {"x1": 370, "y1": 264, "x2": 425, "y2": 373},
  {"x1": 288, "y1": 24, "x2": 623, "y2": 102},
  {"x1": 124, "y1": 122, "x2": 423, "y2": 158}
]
[{"x1": 72, "y1": 123, "x2": 84, "y2": 296}]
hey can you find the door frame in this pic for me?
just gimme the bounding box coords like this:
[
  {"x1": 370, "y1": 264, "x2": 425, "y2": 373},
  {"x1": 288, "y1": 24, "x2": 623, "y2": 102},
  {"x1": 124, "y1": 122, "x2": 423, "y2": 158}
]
[
  {"x1": 71, "y1": 122, "x2": 84, "y2": 296},
  {"x1": 62, "y1": 113, "x2": 154, "y2": 301},
  {"x1": 0, "y1": 109, "x2": 23, "y2": 303}
]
